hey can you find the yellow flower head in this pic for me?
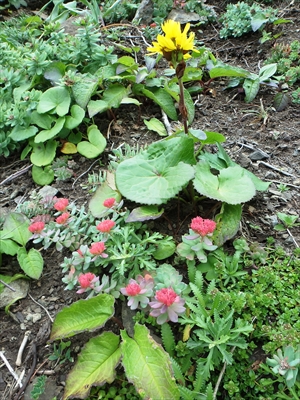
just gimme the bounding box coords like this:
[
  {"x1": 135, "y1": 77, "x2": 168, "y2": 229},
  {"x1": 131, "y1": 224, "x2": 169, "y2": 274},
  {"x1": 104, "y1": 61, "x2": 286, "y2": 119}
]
[{"x1": 147, "y1": 20, "x2": 197, "y2": 62}]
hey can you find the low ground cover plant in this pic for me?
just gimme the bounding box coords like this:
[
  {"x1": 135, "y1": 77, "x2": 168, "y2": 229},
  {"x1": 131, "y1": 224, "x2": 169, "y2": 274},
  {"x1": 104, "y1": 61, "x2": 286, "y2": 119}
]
[{"x1": 1, "y1": 6, "x2": 300, "y2": 400}]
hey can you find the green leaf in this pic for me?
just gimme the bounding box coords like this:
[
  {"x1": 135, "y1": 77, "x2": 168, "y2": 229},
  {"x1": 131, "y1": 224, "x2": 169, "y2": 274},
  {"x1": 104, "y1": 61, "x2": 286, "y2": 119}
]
[
  {"x1": 17, "y1": 247, "x2": 44, "y2": 279},
  {"x1": 0, "y1": 235, "x2": 20, "y2": 256},
  {"x1": 77, "y1": 125, "x2": 107, "y2": 158},
  {"x1": 64, "y1": 105, "x2": 85, "y2": 130},
  {"x1": 50, "y1": 294, "x2": 115, "y2": 341},
  {"x1": 213, "y1": 203, "x2": 242, "y2": 246},
  {"x1": 87, "y1": 100, "x2": 108, "y2": 117},
  {"x1": 153, "y1": 239, "x2": 176, "y2": 260},
  {"x1": 72, "y1": 75, "x2": 99, "y2": 109},
  {"x1": 273, "y1": 92, "x2": 289, "y2": 112},
  {"x1": 3, "y1": 212, "x2": 31, "y2": 246},
  {"x1": 9, "y1": 125, "x2": 38, "y2": 142},
  {"x1": 201, "y1": 131, "x2": 226, "y2": 145},
  {"x1": 121, "y1": 324, "x2": 180, "y2": 400},
  {"x1": 184, "y1": 87, "x2": 195, "y2": 124},
  {"x1": 30, "y1": 140, "x2": 58, "y2": 166},
  {"x1": 64, "y1": 332, "x2": 121, "y2": 399},
  {"x1": 0, "y1": 273, "x2": 28, "y2": 294},
  {"x1": 44, "y1": 61, "x2": 66, "y2": 84},
  {"x1": 139, "y1": 86, "x2": 178, "y2": 120},
  {"x1": 30, "y1": 111, "x2": 54, "y2": 129},
  {"x1": 144, "y1": 118, "x2": 167, "y2": 136},
  {"x1": 209, "y1": 62, "x2": 250, "y2": 79},
  {"x1": 243, "y1": 78, "x2": 260, "y2": 103},
  {"x1": 37, "y1": 87, "x2": 71, "y2": 116},
  {"x1": 194, "y1": 160, "x2": 256, "y2": 204},
  {"x1": 34, "y1": 117, "x2": 65, "y2": 143},
  {"x1": 89, "y1": 182, "x2": 122, "y2": 218},
  {"x1": 259, "y1": 63, "x2": 277, "y2": 81},
  {"x1": 116, "y1": 137, "x2": 195, "y2": 204},
  {"x1": 32, "y1": 165, "x2": 55, "y2": 185},
  {"x1": 125, "y1": 206, "x2": 164, "y2": 222}
]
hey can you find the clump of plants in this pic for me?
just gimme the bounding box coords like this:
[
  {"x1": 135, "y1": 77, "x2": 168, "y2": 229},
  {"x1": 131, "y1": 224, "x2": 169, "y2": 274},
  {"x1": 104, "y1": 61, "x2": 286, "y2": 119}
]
[{"x1": 219, "y1": 1, "x2": 279, "y2": 39}]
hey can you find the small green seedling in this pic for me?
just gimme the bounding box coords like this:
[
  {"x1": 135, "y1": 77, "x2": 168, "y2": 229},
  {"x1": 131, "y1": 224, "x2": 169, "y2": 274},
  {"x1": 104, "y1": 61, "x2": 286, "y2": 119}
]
[
  {"x1": 274, "y1": 212, "x2": 299, "y2": 231},
  {"x1": 48, "y1": 340, "x2": 73, "y2": 365}
]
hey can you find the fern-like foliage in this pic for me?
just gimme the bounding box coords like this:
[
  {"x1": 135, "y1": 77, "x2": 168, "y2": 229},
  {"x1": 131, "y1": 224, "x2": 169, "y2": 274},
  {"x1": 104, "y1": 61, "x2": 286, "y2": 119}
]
[{"x1": 161, "y1": 323, "x2": 175, "y2": 357}]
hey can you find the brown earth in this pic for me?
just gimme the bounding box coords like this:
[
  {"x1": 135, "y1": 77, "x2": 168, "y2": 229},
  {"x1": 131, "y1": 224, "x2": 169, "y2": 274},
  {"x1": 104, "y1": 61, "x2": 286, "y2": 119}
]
[{"x1": 0, "y1": 1, "x2": 299, "y2": 399}]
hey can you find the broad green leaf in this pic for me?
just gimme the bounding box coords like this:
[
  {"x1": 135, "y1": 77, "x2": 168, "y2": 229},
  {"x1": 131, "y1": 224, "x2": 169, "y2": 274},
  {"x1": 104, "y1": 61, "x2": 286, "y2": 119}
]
[
  {"x1": 64, "y1": 105, "x2": 85, "y2": 130},
  {"x1": 125, "y1": 206, "x2": 164, "y2": 222},
  {"x1": 0, "y1": 237, "x2": 20, "y2": 256},
  {"x1": 30, "y1": 140, "x2": 58, "y2": 166},
  {"x1": 144, "y1": 118, "x2": 167, "y2": 136},
  {"x1": 200, "y1": 131, "x2": 226, "y2": 145},
  {"x1": 89, "y1": 182, "x2": 122, "y2": 218},
  {"x1": 209, "y1": 62, "x2": 250, "y2": 79},
  {"x1": 251, "y1": 16, "x2": 268, "y2": 32},
  {"x1": 103, "y1": 83, "x2": 128, "y2": 109},
  {"x1": 153, "y1": 239, "x2": 176, "y2": 260},
  {"x1": 121, "y1": 324, "x2": 180, "y2": 400},
  {"x1": 50, "y1": 294, "x2": 115, "y2": 341},
  {"x1": 64, "y1": 332, "x2": 121, "y2": 399},
  {"x1": 17, "y1": 247, "x2": 44, "y2": 279},
  {"x1": 259, "y1": 63, "x2": 277, "y2": 81},
  {"x1": 0, "y1": 273, "x2": 28, "y2": 294},
  {"x1": 37, "y1": 87, "x2": 71, "y2": 116},
  {"x1": 194, "y1": 160, "x2": 256, "y2": 204},
  {"x1": 34, "y1": 117, "x2": 65, "y2": 143},
  {"x1": 120, "y1": 97, "x2": 141, "y2": 106},
  {"x1": 32, "y1": 165, "x2": 55, "y2": 185},
  {"x1": 189, "y1": 129, "x2": 207, "y2": 141},
  {"x1": 87, "y1": 100, "x2": 109, "y2": 117},
  {"x1": 3, "y1": 212, "x2": 31, "y2": 246},
  {"x1": 44, "y1": 61, "x2": 66, "y2": 84},
  {"x1": 273, "y1": 92, "x2": 289, "y2": 112},
  {"x1": 243, "y1": 78, "x2": 260, "y2": 103},
  {"x1": 30, "y1": 111, "x2": 53, "y2": 129},
  {"x1": 213, "y1": 203, "x2": 242, "y2": 246},
  {"x1": 140, "y1": 86, "x2": 178, "y2": 120},
  {"x1": 9, "y1": 125, "x2": 38, "y2": 142},
  {"x1": 77, "y1": 125, "x2": 107, "y2": 158},
  {"x1": 72, "y1": 75, "x2": 99, "y2": 109}
]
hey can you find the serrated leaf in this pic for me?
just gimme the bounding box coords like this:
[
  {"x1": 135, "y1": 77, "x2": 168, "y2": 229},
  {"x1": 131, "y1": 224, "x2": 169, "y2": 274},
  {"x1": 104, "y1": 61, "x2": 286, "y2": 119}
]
[
  {"x1": 121, "y1": 324, "x2": 180, "y2": 400},
  {"x1": 194, "y1": 160, "x2": 256, "y2": 204},
  {"x1": 213, "y1": 203, "x2": 242, "y2": 247},
  {"x1": 17, "y1": 247, "x2": 44, "y2": 279},
  {"x1": 50, "y1": 294, "x2": 115, "y2": 341},
  {"x1": 72, "y1": 76, "x2": 99, "y2": 109},
  {"x1": 37, "y1": 87, "x2": 71, "y2": 116},
  {"x1": 116, "y1": 137, "x2": 195, "y2": 204},
  {"x1": 64, "y1": 332, "x2": 121, "y2": 399},
  {"x1": 3, "y1": 212, "x2": 31, "y2": 246}
]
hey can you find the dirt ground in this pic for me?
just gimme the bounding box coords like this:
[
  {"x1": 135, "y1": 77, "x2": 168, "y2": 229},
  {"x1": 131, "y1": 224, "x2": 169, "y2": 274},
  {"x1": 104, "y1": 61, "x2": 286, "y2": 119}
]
[{"x1": 0, "y1": 1, "x2": 299, "y2": 399}]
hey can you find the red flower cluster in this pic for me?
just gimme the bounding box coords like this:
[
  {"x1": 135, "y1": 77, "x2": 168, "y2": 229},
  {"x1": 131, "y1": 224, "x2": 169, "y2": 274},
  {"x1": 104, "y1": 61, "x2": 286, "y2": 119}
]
[
  {"x1": 103, "y1": 198, "x2": 116, "y2": 208},
  {"x1": 155, "y1": 287, "x2": 177, "y2": 307},
  {"x1": 190, "y1": 216, "x2": 216, "y2": 237},
  {"x1": 56, "y1": 212, "x2": 70, "y2": 224},
  {"x1": 96, "y1": 219, "x2": 115, "y2": 233},
  {"x1": 28, "y1": 221, "x2": 45, "y2": 234},
  {"x1": 89, "y1": 241, "x2": 106, "y2": 256},
  {"x1": 125, "y1": 281, "x2": 142, "y2": 296},
  {"x1": 54, "y1": 198, "x2": 69, "y2": 212},
  {"x1": 78, "y1": 272, "x2": 96, "y2": 289}
]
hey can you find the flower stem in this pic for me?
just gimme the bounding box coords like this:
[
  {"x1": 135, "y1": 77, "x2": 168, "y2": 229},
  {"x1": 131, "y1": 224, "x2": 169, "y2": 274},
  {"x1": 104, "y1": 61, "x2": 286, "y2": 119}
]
[{"x1": 178, "y1": 77, "x2": 189, "y2": 134}]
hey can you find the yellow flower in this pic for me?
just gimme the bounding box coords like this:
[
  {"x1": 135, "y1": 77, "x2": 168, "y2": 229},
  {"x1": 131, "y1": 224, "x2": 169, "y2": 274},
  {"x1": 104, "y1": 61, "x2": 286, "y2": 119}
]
[{"x1": 147, "y1": 20, "x2": 197, "y2": 62}]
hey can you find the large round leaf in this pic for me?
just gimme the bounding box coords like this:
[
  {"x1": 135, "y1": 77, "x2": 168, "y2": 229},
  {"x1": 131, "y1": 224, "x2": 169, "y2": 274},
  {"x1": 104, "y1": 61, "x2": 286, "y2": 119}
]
[{"x1": 194, "y1": 160, "x2": 256, "y2": 204}]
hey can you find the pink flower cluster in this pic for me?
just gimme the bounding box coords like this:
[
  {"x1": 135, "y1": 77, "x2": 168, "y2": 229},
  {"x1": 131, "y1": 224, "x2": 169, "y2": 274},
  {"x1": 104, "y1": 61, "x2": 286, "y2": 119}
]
[
  {"x1": 77, "y1": 272, "x2": 99, "y2": 294},
  {"x1": 190, "y1": 216, "x2": 216, "y2": 237},
  {"x1": 54, "y1": 198, "x2": 69, "y2": 212},
  {"x1": 121, "y1": 277, "x2": 186, "y2": 324},
  {"x1": 96, "y1": 219, "x2": 115, "y2": 233},
  {"x1": 28, "y1": 221, "x2": 45, "y2": 234},
  {"x1": 89, "y1": 242, "x2": 108, "y2": 258},
  {"x1": 103, "y1": 198, "x2": 116, "y2": 208}
]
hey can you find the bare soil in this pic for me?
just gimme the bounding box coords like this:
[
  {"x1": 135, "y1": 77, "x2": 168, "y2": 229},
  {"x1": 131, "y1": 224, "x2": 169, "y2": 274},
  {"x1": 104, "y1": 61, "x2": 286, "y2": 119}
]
[{"x1": 0, "y1": 1, "x2": 299, "y2": 399}]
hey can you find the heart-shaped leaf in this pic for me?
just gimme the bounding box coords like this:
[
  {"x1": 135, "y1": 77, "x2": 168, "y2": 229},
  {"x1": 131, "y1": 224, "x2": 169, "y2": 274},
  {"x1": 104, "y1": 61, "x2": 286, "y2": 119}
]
[
  {"x1": 30, "y1": 140, "x2": 58, "y2": 166},
  {"x1": 17, "y1": 247, "x2": 44, "y2": 279},
  {"x1": 32, "y1": 165, "x2": 55, "y2": 185},
  {"x1": 9, "y1": 125, "x2": 38, "y2": 142},
  {"x1": 37, "y1": 87, "x2": 71, "y2": 116},
  {"x1": 34, "y1": 117, "x2": 65, "y2": 143},
  {"x1": 64, "y1": 105, "x2": 85, "y2": 130},
  {"x1": 77, "y1": 125, "x2": 107, "y2": 158},
  {"x1": 194, "y1": 160, "x2": 256, "y2": 204}
]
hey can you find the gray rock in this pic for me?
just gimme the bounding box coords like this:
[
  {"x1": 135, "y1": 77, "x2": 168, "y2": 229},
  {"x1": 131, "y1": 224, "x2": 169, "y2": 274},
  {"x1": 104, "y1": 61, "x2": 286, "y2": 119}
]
[
  {"x1": 249, "y1": 150, "x2": 270, "y2": 161},
  {"x1": 168, "y1": 9, "x2": 201, "y2": 23},
  {"x1": 133, "y1": 0, "x2": 153, "y2": 25},
  {"x1": 0, "y1": 279, "x2": 29, "y2": 309}
]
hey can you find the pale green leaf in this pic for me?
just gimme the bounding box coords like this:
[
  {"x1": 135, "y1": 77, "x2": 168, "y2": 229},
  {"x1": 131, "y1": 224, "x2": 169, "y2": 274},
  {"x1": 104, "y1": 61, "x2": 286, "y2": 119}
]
[
  {"x1": 194, "y1": 160, "x2": 256, "y2": 204},
  {"x1": 125, "y1": 206, "x2": 164, "y2": 222},
  {"x1": 30, "y1": 140, "x2": 58, "y2": 166},
  {"x1": 64, "y1": 332, "x2": 121, "y2": 399},
  {"x1": 17, "y1": 247, "x2": 44, "y2": 279},
  {"x1": 9, "y1": 125, "x2": 38, "y2": 142},
  {"x1": 34, "y1": 117, "x2": 65, "y2": 143},
  {"x1": 50, "y1": 294, "x2": 115, "y2": 341},
  {"x1": 121, "y1": 324, "x2": 179, "y2": 400},
  {"x1": 64, "y1": 105, "x2": 85, "y2": 130},
  {"x1": 72, "y1": 75, "x2": 99, "y2": 109},
  {"x1": 243, "y1": 78, "x2": 260, "y2": 103},
  {"x1": 213, "y1": 203, "x2": 242, "y2": 247},
  {"x1": 89, "y1": 183, "x2": 122, "y2": 218},
  {"x1": 0, "y1": 237, "x2": 20, "y2": 256},
  {"x1": 3, "y1": 212, "x2": 31, "y2": 246},
  {"x1": 37, "y1": 87, "x2": 71, "y2": 116},
  {"x1": 144, "y1": 118, "x2": 167, "y2": 136}
]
